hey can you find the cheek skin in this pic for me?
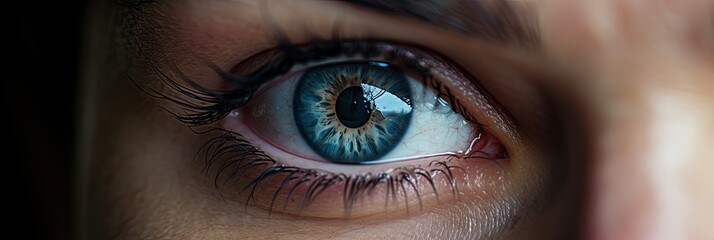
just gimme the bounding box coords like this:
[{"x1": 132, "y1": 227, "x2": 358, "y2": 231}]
[{"x1": 88, "y1": 111, "x2": 547, "y2": 239}]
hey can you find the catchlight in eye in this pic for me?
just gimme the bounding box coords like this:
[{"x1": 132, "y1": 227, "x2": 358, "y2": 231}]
[{"x1": 294, "y1": 62, "x2": 413, "y2": 164}]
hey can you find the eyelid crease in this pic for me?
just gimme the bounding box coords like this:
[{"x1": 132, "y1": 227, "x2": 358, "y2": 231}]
[{"x1": 231, "y1": 48, "x2": 284, "y2": 75}]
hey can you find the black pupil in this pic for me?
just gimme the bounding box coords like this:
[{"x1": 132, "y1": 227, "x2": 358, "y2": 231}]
[{"x1": 335, "y1": 86, "x2": 372, "y2": 128}]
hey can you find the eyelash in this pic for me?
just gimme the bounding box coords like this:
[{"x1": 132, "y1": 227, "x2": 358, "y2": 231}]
[
  {"x1": 136, "y1": 37, "x2": 499, "y2": 217},
  {"x1": 198, "y1": 128, "x2": 465, "y2": 217},
  {"x1": 140, "y1": 38, "x2": 478, "y2": 127}
]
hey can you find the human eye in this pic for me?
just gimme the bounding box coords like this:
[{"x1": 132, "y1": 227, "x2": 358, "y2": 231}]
[
  {"x1": 233, "y1": 42, "x2": 502, "y2": 165},
  {"x1": 151, "y1": 39, "x2": 512, "y2": 219}
]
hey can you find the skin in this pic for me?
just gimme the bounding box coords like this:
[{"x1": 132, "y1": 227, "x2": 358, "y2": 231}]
[{"x1": 78, "y1": 0, "x2": 714, "y2": 239}]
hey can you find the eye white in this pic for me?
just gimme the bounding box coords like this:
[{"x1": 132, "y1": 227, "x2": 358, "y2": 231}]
[{"x1": 244, "y1": 61, "x2": 477, "y2": 164}]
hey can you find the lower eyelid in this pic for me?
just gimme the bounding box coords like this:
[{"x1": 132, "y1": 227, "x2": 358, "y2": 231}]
[
  {"x1": 216, "y1": 99, "x2": 513, "y2": 214},
  {"x1": 211, "y1": 118, "x2": 512, "y2": 219}
]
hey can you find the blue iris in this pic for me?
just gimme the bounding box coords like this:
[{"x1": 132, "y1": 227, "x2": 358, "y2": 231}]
[{"x1": 293, "y1": 62, "x2": 413, "y2": 164}]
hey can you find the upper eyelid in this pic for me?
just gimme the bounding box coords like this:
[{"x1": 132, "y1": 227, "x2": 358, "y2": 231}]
[
  {"x1": 239, "y1": 43, "x2": 425, "y2": 84},
  {"x1": 140, "y1": 38, "x2": 515, "y2": 135},
  {"x1": 231, "y1": 41, "x2": 485, "y2": 124},
  {"x1": 124, "y1": 0, "x2": 526, "y2": 139}
]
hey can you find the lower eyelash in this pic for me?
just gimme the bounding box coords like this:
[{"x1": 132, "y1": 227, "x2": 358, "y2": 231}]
[{"x1": 197, "y1": 128, "x2": 469, "y2": 218}]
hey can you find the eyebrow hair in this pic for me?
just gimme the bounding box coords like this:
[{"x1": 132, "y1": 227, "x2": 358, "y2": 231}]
[{"x1": 343, "y1": 0, "x2": 541, "y2": 48}]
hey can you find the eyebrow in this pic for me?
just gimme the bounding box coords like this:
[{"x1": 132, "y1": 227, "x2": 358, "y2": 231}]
[{"x1": 343, "y1": 0, "x2": 541, "y2": 48}]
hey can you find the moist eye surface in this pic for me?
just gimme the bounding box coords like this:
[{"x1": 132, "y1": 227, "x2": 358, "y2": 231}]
[{"x1": 240, "y1": 42, "x2": 499, "y2": 167}]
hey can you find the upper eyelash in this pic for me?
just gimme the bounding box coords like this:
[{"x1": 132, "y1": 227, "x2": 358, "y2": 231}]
[
  {"x1": 135, "y1": 37, "x2": 480, "y2": 128},
  {"x1": 135, "y1": 40, "x2": 396, "y2": 127}
]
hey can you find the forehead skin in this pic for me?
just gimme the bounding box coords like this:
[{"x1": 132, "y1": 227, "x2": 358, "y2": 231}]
[{"x1": 82, "y1": 0, "x2": 714, "y2": 239}]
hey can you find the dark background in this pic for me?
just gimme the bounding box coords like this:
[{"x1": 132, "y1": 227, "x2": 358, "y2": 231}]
[{"x1": 3, "y1": 1, "x2": 86, "y2": 239}]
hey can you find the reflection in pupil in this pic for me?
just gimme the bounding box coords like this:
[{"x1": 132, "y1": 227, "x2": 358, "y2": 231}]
[
  {"x1": 335, "y1": 86, "x2": 372, "y2": 128},
  {"x1": 293, "y1": 62, "x2": 413, "y2": 164}
]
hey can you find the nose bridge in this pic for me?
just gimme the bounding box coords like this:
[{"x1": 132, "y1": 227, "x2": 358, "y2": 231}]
[
  {"x1": 586, "y1": 82, "x2": 666, "y2": 240},
  {"x1": 585, "y1": 61, "x2": 714, "y2": 240},
  {"x1": 538, "y1": 1, "x2": 714, "y2": 238}
]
